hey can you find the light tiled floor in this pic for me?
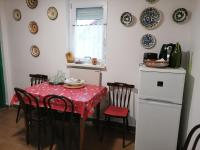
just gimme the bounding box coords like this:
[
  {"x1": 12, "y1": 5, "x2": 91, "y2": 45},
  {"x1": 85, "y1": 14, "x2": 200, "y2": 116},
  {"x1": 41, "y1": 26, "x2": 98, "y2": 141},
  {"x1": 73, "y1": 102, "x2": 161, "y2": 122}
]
[{"x1": 0, "y1": 108, "x2": 134, "y2": 150}]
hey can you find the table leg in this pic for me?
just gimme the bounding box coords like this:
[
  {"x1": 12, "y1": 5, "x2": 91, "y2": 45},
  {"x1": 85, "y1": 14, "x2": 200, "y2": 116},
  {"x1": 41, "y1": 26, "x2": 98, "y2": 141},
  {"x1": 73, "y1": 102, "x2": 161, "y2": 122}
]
[
  {"x1": 80, "y1": 118, "x2": 85, "y2": 150},
  {"x1": 96, "y1": 103, "x2": 100, "y2": 131}
]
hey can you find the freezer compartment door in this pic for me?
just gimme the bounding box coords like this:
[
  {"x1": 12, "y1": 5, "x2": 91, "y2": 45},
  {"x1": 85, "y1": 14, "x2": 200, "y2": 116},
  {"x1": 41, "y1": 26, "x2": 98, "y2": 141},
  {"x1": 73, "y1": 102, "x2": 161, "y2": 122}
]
[
  {"x1": 135, "y1": 99, "x2": 181, "y2": 150},
  {"x1": 139, "y1": 70, "x2": 185, "y2": 104}
]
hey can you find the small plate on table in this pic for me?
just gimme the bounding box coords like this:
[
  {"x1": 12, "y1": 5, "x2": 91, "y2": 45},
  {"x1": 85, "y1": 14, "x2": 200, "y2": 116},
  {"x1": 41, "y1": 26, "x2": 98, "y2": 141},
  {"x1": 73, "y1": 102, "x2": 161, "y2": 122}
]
[
  {"x1": 64, "y1": 78, "x2": 85, "y2": 86},
  {"x1": 63, "y1": 84, "x2": 85, "y2": 89}
]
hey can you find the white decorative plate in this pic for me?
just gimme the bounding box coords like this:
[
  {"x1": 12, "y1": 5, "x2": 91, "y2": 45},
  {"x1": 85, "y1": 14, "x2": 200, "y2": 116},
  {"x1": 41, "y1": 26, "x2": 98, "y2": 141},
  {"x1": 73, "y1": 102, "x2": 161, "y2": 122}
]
[
  {"x1": 140, "y1": 7, "x2": 161, "y2": 30},
  {"x1": 47, "y1": 7, "x2": 58, "y2": 20},
  {"x1": 173, "y1": 8, "x2": 188, "y2": 23},
  {"x1": 30, "y1": 45, "x2": 40, "y2": 57},
  {"x1": 29, "y1": 21, "x2": 38, "y2": 34},
  {"x1": 141, "y1": 34, "x2": 156, "y2": 49},
  {"x1": 13, "y1": 9, "x2": 21, "y2": 21},
  {"x1": 26, "y1": 0, "x2": 38, "y2": 9},
  {"x1": 120, "y1": 12, "x2": 134, "y2": 27}
]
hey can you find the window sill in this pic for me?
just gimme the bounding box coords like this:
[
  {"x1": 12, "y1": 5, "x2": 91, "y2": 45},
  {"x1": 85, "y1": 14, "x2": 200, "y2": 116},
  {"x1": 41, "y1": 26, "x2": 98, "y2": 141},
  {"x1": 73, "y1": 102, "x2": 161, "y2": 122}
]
[{"x1": 67, "y1": 63, "x2": 106, "y2": 71}]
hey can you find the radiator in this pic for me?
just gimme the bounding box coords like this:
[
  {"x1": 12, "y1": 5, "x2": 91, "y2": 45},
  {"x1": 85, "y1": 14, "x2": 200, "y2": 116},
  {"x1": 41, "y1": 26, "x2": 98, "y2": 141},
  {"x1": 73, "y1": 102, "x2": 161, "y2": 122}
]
[{"x1": 69, "y1": 68, "x2": 101, "y2": 85}]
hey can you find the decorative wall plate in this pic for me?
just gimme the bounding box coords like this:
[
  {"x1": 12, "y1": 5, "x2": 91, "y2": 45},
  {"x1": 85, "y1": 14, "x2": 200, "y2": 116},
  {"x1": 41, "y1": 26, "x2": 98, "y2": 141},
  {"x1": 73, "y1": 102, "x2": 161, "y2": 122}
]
[
  {"x1": 30, "y1": 45, "x2": 40, "y2": 57},
  {"x1": 140, "y1": 7, "x2": 161, "y2": 30},
  {"x1": 173, "y1": 8, "x2": 188, "y2": 23},
  {"x1": 47, "y1": 7, "x2": 58, "y2": 20},
  {"x1": 13, "y1": 9, "x2": 21, "y2": 21},
  {"x1": 29, "y1": 21, "x2": 38, "y2": 34},
  {"x1": 26, "y1": 0, "x2": 38, "y2": 9},
  {"x1": 141, "y1": 34, "x2": 156, "y2": 49},
  {"x1": 120, "y1": 12, "x2": 133, "y2": 27},
  {"x1": 146, "y1": 0, "x2": 159, "y2": 4}
]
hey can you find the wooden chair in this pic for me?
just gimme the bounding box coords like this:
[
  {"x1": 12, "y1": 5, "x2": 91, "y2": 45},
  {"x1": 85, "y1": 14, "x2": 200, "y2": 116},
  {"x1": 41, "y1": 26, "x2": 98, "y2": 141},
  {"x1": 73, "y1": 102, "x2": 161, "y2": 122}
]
[
  {"x1": 43, "y1": 95, "x2": 78, "y2": 150},
  {"x1": 16, "y1": 74, "x2": 48, "y2": 123},
  {"x1": 29, "y1": 74, "x2": 48, "y2": 86},
  {"x1": 14, "y1": 88, "x2": 47, "y2": 150},
  {"x1": 182, "y1": 124, "x2": 200, "y2": 150},
  {"x1": 100, "y1": 82, "x2": 135, "y2": 148}
]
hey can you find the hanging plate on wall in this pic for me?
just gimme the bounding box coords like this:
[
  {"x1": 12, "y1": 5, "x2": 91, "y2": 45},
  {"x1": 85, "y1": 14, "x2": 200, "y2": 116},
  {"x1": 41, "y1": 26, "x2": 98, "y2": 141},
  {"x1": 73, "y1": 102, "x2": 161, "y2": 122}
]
[
  {"x1": 141, "y1": 33, "x2": 156, "y2": 49},
  {"x1": 146, "y1": 0, "x2": 159, "y2": 4},
  {"x1": 30, "y1": 45, "x2": 40, "y2": 57},
  {"x1": 26, "y1": 0, "x2": 38, "y2": 9},
  {"x1": 13, "y1": 9, "x2": 22, "y2": 21},
  {"x1": 47, "y1": 7, "x2": 58, "y2": 20},
  {"x1": 140, "y1": 7, "x2": 162, "y2": 30},
  {"x1": 28, "y1": 21, "x2": 38, "y2": 34},
  {"x1": 120, "y1": 12, "x2": 134, "y2": 27},
  {"x1": 172, "y1": 8, "x2": 188, "y2": 23}
]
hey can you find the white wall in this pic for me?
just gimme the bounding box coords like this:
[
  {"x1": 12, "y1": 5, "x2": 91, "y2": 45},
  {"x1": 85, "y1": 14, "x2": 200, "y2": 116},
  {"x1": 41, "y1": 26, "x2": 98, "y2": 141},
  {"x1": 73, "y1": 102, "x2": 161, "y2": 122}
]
[
  {"x1": 1, "y1": 0, "x2": 194, "y2": 128},
  {"x1": 181, "y1": 0, "x2": 200, "y2": 148},
  {"x1": 103, "y1": 0, "x2": 193, "y2": 126},
  {"x1": 2, "y1": 0, "x2": 69, "y2": 91}
]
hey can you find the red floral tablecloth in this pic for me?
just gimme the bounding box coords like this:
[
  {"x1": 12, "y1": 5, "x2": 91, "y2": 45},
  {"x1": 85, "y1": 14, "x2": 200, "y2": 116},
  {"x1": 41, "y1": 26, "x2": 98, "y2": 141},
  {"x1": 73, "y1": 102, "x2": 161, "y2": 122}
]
[{"x1": 11, "y1": 82, "x2": 107, "y2": 120}]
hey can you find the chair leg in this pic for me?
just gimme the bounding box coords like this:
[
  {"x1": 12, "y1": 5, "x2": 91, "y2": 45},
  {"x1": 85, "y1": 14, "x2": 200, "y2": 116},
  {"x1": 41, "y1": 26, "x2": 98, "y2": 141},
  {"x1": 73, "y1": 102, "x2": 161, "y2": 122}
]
[
  {"x1": 38, "y1": 122, "x2": 41, "y2": 150},
  {"x1": 100, "y1": 115, "x2": 108, "y2": 142},
  {"x1": 49, "y1": 125, "x2": 55, "y2": 150},
  {"x1": 16, "y1": 106, "x2": 21, "y2": 123},
  {"x1": 123, "y1": 118, "x2": 126, "y2": 148},
  {"x1": 62, "y1": 126, "x2": 66, "y2": 150},
  {"x1": 25, "y1": 119, "x2": 30, "y2": 145},
  {"x1": 126, "y1": 117, "x2": 129, "y2": 132}
]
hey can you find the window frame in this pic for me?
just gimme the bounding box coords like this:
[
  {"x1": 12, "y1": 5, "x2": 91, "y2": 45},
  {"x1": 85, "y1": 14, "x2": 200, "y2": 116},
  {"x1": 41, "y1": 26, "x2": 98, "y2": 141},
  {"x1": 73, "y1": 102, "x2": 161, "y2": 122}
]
[{"x1": 69, "y1": 0, "x2": 107, "y2": 64}]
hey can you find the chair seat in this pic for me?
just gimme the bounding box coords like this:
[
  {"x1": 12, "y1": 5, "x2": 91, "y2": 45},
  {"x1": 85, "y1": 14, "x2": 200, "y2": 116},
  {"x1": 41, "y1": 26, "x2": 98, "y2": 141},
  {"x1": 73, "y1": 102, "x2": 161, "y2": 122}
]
[{"x1": 104, "y1": 105, "x2": 129, "y2": 117}]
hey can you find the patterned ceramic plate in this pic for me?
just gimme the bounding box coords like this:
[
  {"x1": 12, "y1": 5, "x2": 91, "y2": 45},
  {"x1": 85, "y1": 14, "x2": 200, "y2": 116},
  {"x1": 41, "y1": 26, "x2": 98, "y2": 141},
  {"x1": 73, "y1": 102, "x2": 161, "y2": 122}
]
[
  {"x1": 146, "y1": 0, "x2": 159, "y2": 3},
  {"x1": 47, "y1": 7, "x2": 58, "y2": 20},
  {"x1": 30, "y1": 45, "x2": 40, "y2": 57},
  {"x1": 29, "y1": 21, "x2": 38, "y2": 34},
  {"x1": 173, "y1": 8, "x2": 188, "y2": 23},
  {"x1": 120, "y1": 12, "x2": 133, "y2": 27},
  {"x1": 26, "y1": 0, "x2": 38, "y2": 9},
  {"x1": 140, "y1": 7, "x2": 161, "y2": 30},
  {"x1": 141, "y1": 34, "x2": 156, "y2": 49},
  {"x1": 13, "y1": 9, "x2": 21, "y2": 21}
]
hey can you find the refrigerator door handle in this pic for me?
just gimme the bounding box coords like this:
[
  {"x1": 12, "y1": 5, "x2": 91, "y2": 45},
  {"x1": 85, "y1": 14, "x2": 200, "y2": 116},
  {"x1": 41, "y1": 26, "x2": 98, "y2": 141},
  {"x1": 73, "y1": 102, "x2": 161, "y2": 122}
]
[{"x1": 140, "y1": 98, "x2": 181, "y2": 106}]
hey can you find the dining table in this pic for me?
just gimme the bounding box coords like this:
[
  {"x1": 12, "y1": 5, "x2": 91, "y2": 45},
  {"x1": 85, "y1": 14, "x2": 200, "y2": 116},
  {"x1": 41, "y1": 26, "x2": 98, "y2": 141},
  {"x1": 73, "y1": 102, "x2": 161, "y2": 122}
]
[{"x1": 11, "y1": 82, "x2": 107, "y2": 150}]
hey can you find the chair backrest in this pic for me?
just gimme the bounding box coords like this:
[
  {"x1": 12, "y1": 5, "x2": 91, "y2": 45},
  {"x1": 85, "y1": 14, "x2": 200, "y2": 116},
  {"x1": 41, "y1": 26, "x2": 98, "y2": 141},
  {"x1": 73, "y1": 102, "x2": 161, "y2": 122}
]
[
  {"x1": 14, "y1": 88, "x2": 41, "y2": 120},
  {"x1": 107, "y1": 82, "x2": 135, "y2": 108},
  {"x1": 182, "y1": 124, "x2": 200, "y2": 150},
  {"x1": 43, "y1": 95, "x2": 74, "y2": 123},
  {"x1": 29, "y1": 74, "x2": 48, "y2": 86}
]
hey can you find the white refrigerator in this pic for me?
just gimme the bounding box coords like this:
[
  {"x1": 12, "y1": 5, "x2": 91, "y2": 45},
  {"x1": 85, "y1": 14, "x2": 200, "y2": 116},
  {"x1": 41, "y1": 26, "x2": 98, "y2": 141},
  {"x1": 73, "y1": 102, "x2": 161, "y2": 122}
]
[{"x1": 135, "y1": 66, "x2": 186, "y2": 150}]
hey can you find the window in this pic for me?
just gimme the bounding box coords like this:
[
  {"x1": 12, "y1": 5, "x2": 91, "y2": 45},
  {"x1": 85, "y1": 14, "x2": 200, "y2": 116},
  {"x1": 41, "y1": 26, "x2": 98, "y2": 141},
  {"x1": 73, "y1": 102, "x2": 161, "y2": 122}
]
[{"x1": 69, "y1": 0, "x2": 107, "y2": 63}]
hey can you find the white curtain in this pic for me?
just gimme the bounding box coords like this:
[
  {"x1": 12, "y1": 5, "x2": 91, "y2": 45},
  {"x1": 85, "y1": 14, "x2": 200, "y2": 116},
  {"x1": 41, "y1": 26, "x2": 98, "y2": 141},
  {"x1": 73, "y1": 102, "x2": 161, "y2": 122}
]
[{"x1": 74, "y1": 25, "x2": 103, "y2": 59}]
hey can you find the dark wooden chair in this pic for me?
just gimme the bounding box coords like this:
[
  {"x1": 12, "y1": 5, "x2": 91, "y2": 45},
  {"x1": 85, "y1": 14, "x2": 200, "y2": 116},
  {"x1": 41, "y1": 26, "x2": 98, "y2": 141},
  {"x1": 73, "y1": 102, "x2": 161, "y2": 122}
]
[
  {"x1": 14, "y1": 88, "x2": 47, "y2": 150},
  {"x1": 29, "y1": 74, "x2": 48, "y2": 86},
  {"x1": 182, "y1": 124, "x2": 200, "y2": 150},
  {"x1": 16, "y1": 74, "x2": 48, "y2": 123},
  {"x1": 100, "y1": 82, "x2": 135, "y2": 148},
  {"x1": 43, "y1": 95, "x2": 78, "y2": 150}
]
